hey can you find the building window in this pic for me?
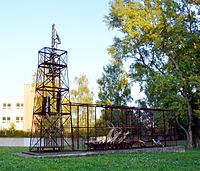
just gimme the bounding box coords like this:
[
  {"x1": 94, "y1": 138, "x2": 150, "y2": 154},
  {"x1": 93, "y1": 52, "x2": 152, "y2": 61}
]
[
  {"x1": 16, "y1": 116, "x2": 23, "y2": 123},
  {"x1": 7, "y1": 103, "x2": 11, "y2": 109},
  {"x1": 3, "y1": 103, "x2": 6, "y2": 109},
  {"x1": 7, "y1": 117, "x2": 10, "y2": 122},
  {"x1": 16, "y1": 103, "x2": 23, "y2": 109},
  {"x1": 2, "y1": 117, "x2": 11, "y2": 123},
  {"x1": 16, "y1": 103, "x2": 20, "y2": 108},
  {"x1": 2, "y1": 117, "x2": 6, "y2": 123},
  {"x1": 2, "y1": 103, "x2": 11, "y2": 109},
  {"x1": 16, "y1": 116, "x2": 19, "y2": 123}
]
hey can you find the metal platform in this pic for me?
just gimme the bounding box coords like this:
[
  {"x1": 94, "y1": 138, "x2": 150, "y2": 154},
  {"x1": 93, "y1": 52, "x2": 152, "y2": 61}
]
[{"x1": 19, "y1": 146, "x2": 185, "y2": 158}]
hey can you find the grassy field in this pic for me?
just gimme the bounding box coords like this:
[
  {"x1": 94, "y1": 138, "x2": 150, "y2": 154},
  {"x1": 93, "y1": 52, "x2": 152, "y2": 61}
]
[{"x1": 0, "y1": 147, "x2": 200, "y2": 171}]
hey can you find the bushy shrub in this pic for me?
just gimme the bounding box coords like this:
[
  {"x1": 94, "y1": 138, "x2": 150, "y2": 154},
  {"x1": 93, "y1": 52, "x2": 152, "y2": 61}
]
[{"x1": 0, "y1": 123, "x2": 31, "y2": 137}]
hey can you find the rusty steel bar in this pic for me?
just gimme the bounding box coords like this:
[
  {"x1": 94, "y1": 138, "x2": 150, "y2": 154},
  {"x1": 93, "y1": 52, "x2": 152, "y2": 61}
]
[
  {"x1": 174, "y1": 111, "x2": 177, "y2": 146},
  {"x1": 162, "y1": 110, "x2": 166, "y2": 147},
  {"x1": 39, "y1": 118, "x2": 42, "y2": 152},
  {"x1": 77, "y1": 105, "x2": 79, "y2": 149},
  {"x1": 70, "y1": 102, "x2": 173, "y2": 112},
  {"x1": 121, "y1": 108, "x2": 124, "y2": 147},
  {"x1": 111, "y1": 107, "x2": 113, "y2": 125},
  {"x1": 70, "y1": 103, "x2": 74, "y2": 150},
  {"x1": 94, "y1": 106, "x2": 97, "y2": 141},
  {"x1": 150, "y1": 111, "x2": 154, "y2": 146},
  {"x1": 87, "y1": 104, "x2": 89, "y2": 147},
  {"x1": 139, "y1": 110, "x2": 141, "y2": 140}
]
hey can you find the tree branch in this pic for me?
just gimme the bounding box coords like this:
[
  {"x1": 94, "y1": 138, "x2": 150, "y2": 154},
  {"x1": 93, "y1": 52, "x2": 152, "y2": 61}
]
[
  {"x1": 137, "y1": 47, "x2": 154, "y2": 73},
  {"x1": 177, "y1": 119, "x2": 189, "y2": 140}
]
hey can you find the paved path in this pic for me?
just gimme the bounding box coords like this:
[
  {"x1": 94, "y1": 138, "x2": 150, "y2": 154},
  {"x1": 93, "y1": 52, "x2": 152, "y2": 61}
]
[{"x1": 0, "y1": 138, "x2": 29, "y2": 147}]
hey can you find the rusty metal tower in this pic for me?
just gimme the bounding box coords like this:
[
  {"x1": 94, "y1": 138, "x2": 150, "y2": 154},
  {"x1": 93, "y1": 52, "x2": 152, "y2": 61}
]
[{"x1": 29, "y1": 24, "x2": 73, "y2": 152}]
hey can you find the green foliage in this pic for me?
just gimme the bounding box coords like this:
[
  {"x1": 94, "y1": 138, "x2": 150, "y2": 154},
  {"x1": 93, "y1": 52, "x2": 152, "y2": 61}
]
[
  {"x1": 0, "y1": 147, "x2": 200, "y2": 170},
  {"x1": 0, "y1": 122, "x2": 30, "y2": 137},
  {"x1": 71, "y1": 74, "x2": 94, "y2": 104},
  {"x1": 70, "y1": 74, "x2": 95, "y2": 129},
  {"x1": 0, "y1": 129, "x2": 30, "y2": 137},
  {"x1": 9, "y1": 122, "x2": 16, "y2": 132},
  {"x1": 97, "y1": 54, "x2": 132, "y2": 106},
  {"x1": 106, "y1": 0, "x2": 200, "y2": 147}
]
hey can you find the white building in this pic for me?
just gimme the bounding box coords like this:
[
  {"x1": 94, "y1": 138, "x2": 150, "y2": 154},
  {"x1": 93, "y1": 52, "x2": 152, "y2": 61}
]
[
  {"x1": 0, "y1": 96, "x2": 24, "y2": 130},
  {"x1": 0, "y1": 84, "x2": 35, "y2": 131}
]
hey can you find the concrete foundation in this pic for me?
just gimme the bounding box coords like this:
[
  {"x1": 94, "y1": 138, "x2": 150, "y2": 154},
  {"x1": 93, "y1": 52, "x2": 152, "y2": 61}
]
[{"x1": 18, "y1": 146, "x2": 185, "y2": 158}]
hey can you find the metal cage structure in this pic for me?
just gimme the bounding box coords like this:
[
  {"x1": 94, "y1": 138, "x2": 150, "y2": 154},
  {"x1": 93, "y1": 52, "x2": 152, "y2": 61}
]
[
  {"x1": 29, "y1": 46, "x2": 177, "y2": 152},
  {"x1": 29, "y1": 47, "x2": 73, "y2": 152},
  {"x1": 70, "y1": 103, "x2": 177, "y2": 150}
]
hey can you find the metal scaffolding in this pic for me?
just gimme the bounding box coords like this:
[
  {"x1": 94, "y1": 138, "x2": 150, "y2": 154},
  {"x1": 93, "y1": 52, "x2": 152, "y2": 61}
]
[
  {"x1": 70, "y1": 103, "x2": 177, "y2": 150},
  {"x1": 29, "y1": 46, "x2": 73, "y2": 152}
]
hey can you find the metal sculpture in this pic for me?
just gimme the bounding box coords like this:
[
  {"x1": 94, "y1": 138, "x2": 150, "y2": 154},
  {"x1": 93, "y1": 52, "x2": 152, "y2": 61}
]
[
  {"x1": 29, "y1": 25, "x2": 177, "y2": 153},
  {"x1": 29, "y1": 25, "x2": 73, "y2": 152},
  {"x1": 71, "y1": 103, "x2": 177, "y2": 150}
]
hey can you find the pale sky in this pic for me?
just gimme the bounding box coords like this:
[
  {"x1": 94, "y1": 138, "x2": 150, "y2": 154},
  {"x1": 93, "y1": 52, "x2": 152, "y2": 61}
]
[{"x1": 0, "y1": 0, "x2": 143, "y2": 103}]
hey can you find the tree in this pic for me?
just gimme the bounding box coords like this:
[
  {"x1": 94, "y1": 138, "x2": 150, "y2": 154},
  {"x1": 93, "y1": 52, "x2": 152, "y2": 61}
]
[
  {"x1": 97, "y1": 52, "x2": 132, "y2": 128},
  {"x1": 70, "y1": 74, "x2": 95, "y2": 128},
  {"x1": 71, "y1": 74, "x2": 94, "y2": 104},
  {"x1": 97, "y1": 54, "x2": 132, "y2": 106},
  {"x1": 105, "y1": 0, "x2": 200, "y2": 147}
]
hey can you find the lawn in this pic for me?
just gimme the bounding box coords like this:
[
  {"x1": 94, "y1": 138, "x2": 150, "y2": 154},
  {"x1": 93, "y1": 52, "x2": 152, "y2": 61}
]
[{"x1": 0, "y1": 147, "x2": 200, "y2": 171}]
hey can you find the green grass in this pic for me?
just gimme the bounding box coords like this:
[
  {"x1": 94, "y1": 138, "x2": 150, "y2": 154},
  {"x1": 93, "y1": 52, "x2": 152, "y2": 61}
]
[{"x1": 0, "y1": 147, "x2": 200, "y2": 171}]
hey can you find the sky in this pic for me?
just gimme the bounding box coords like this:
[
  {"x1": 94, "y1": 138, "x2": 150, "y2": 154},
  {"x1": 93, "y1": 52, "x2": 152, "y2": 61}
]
[{"x1": 0, "y1": 0, "x2": 143, "y2": 103}]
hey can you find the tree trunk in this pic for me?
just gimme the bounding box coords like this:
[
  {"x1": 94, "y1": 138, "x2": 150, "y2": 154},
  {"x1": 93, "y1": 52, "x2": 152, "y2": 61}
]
[
  {"x1": 187, "y1": 124, "x2": 193, "y2": 148},
  {"x1": 193, "y1": 134, "x2": 199, "y2": 148},
  {"x1": 168, "y1": 53, "x2": 194, "y2": 148},
  {"x1": 187, "y1": 101, "x2": 193, "y2": 148},
  {"x1": 192, "y1": 116, "x2": 200, "y2": 148}
]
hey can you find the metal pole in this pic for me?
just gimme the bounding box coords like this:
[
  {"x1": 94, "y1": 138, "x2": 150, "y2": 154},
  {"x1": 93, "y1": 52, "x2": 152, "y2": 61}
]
[
  {"x1": 139, "y1": 110, "x2": 141, "y2": 141},
  {"x1": 39, "y1": 117, "x2": 43, "y2": 152},
  {"x1": 77, "y1": 105, "x2": 79, "y2": 150},
  {"x1": 111, "y1": 108, "x2": 113, "y2": 125},
  {"x1": 87, "y1": 104, "x2": 89, "y2": 147},
  {"x1": 121, "y1": 108, "x2": 124, "y2": 148},
  {"x1": 70, "y1": 103, "x2": 74, "y2": 151},
  {"x1": 162, "y1": 111, "x2": 166, "y2": 147},
  {"x1": 95, "y1": 106, "x2": 97, "y2": 141},
  {"x1": 174, "y1": 111, "x2": 177, "y2": 146},
  {"x1": 150, "y1": 111, "x2": 154, "y2": 146}
]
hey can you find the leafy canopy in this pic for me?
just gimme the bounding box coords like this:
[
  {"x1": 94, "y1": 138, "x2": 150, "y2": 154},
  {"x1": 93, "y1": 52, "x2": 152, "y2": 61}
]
[{"x1": 97, "y1": 52, "x2": 132, "y2": 106}]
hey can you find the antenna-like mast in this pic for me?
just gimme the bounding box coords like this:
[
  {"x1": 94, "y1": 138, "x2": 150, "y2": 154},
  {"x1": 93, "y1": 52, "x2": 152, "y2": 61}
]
[{"x1": 51, "y1": 24, "x2": 61, "y2": 48}]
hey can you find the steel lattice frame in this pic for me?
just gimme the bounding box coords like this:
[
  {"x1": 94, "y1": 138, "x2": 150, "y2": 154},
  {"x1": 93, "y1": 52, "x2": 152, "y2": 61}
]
[
  {"x1": 70, "y1": 103, "x2": 177, "y2": 150},
  {"x1": 29, "y1": 47, "x2": 73, "y2": 152}
]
